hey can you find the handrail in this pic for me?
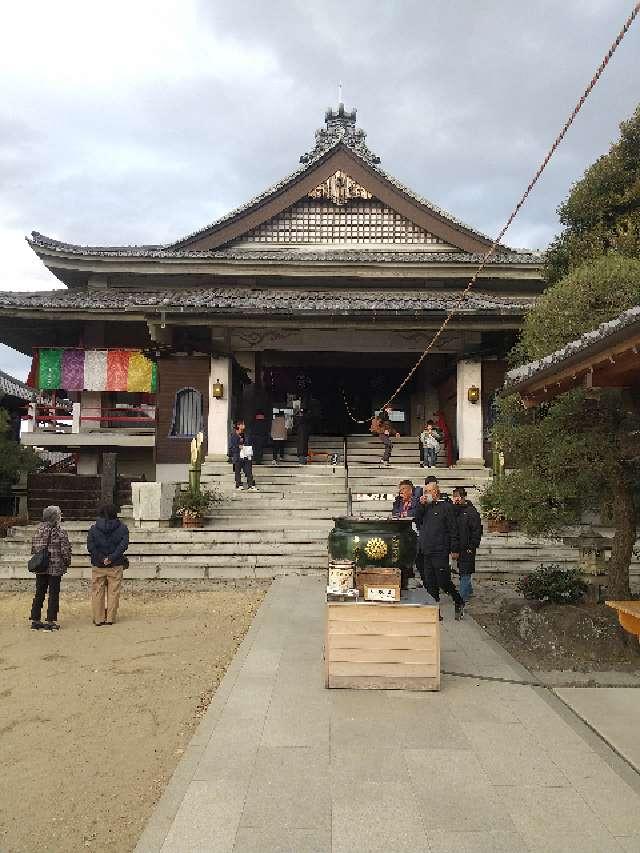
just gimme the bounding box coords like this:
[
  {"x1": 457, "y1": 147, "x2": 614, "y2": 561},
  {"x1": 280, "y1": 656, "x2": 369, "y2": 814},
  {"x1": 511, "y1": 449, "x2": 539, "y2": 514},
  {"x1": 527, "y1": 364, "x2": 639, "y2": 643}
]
[{"x1": 343, "y1": 435, "x2": 350, "y2": 514}]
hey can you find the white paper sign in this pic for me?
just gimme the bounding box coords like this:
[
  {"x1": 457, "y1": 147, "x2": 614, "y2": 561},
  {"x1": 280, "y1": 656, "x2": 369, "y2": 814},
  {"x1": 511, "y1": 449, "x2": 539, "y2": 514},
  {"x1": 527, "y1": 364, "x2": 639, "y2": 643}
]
[{"x1": 365, "y1": 587, "x2": 399, "y2": 602}]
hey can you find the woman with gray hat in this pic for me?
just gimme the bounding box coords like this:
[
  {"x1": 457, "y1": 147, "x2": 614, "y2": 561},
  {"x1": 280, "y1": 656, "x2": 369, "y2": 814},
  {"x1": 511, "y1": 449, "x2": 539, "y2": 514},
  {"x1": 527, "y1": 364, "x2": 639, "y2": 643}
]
[{"x1": 29, "y1": 505, "x2": 72, "y2": 631}]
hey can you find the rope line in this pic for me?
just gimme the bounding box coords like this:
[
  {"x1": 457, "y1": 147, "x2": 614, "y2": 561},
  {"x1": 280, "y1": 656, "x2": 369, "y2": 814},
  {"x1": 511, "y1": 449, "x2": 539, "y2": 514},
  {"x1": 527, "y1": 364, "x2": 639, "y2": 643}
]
[{"x1": 343, "y1": 3, "x2": 640, "y2": 422}]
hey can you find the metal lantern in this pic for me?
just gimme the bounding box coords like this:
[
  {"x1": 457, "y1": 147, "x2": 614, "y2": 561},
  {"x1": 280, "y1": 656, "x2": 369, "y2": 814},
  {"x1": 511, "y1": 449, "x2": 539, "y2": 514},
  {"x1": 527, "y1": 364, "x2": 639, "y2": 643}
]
[
  {"x1": 467, "y1": 385, "x2": 480, "y2": 404},
  {"x1": 211, "y1": 380, "x2": 224, "y2": 399}
]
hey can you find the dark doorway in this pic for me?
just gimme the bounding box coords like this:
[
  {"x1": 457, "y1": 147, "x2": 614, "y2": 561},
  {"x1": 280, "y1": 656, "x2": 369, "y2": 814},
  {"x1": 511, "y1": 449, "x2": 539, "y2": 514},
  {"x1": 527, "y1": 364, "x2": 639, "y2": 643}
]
[{"x1": 262, "y1": 352, "x2": 420, "y2": 435}]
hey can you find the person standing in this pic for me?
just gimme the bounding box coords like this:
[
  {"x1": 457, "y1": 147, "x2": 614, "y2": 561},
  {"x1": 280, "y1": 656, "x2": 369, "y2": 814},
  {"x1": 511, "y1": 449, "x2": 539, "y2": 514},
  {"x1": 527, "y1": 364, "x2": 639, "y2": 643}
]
[
  {"x1": 415, "y1": 481, "x2": 464, "y2": 620},
  {"x1": 452, "y1": 487, "x2": 483, "y2": 602},
  {"x1": 419, "y1": 420, "x2": 441, "y2": 468},
  {"x1": 270, "y1": 410, "x2": 287, "y2": 464},
  {"x1": 229, "y1": 420, "x2": 258, "y2": 490},
  {"x1": 435, "y1": 410, "x2": 455, "y2": 467},
  {"x1": 378, "y1": 405, "x2": 399, "y2": 467},
  {"x1": 250, "y1": 410, "x2": 269, "y2": 465},
  {"x1": 29, "y1": 505, "x2": 72, "y2": 630},
  {"x1": 392, "y1": 480, "x2": 421, "y2": 519},
  {"x1": 295, "y1": 406, "x2": 310, "y2": 465},
  {"x1": 87, "y1": 504, "x2": 129, "y2": 626}
]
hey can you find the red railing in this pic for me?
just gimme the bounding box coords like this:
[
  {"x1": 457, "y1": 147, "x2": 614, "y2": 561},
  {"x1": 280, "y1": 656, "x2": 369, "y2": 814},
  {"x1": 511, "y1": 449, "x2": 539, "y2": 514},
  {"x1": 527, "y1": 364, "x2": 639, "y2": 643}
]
[{"x1": 80, "y1": 406, "x2": 156, "y2": 426}]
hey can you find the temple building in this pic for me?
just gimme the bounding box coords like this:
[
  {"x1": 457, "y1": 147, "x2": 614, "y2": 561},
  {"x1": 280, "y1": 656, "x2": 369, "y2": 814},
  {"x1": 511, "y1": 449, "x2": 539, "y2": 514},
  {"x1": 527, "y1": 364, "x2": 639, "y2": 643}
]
[{"x1": 0, "y1": 103, "x2": 544, "y2": 484}]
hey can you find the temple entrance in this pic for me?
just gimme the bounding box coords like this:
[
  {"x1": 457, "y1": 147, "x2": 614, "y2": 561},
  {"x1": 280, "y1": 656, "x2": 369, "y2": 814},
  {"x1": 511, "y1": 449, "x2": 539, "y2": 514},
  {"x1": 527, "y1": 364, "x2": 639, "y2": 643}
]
[{"x1": 261, "y1": 351, "x2": 448, "y2": 436}]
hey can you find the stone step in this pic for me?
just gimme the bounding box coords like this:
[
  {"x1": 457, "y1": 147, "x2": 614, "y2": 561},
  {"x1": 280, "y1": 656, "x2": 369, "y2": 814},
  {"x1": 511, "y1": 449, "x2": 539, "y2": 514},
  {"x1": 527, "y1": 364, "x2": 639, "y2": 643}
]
[
  {"x1": 6, "y1": 529, "x2": 331, "y2": 545},
  {"x1": 200, "y1": 481, "x2": 345, "y2": 496},
  {"x1": 0, "y1": 540, "x2": 327, "y2": 557},
  {"x1": 2, "y1": 564, "x2": 328, "y2": 580}
]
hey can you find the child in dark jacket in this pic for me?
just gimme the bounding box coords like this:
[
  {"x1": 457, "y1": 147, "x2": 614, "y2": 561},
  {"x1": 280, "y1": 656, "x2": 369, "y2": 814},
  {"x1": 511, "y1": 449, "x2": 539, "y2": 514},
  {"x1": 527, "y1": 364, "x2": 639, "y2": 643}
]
[{"x1": 87, "y1": 504, "x2": 129, "y2": 626}]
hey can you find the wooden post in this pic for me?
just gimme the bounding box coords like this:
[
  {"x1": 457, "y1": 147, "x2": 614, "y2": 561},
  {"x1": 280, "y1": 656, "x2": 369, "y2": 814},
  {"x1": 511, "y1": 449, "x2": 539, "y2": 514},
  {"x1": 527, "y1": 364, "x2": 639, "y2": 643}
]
[{"x1": 100, "y1": 452, "x2": 117, "y2": 509}]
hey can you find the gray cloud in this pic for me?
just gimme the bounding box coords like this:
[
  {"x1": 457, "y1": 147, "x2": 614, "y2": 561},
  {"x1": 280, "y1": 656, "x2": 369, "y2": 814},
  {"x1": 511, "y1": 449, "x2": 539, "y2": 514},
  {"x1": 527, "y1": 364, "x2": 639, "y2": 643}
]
[{"x1": 1, "y1": 0, "x2": 639, "y2": 375}]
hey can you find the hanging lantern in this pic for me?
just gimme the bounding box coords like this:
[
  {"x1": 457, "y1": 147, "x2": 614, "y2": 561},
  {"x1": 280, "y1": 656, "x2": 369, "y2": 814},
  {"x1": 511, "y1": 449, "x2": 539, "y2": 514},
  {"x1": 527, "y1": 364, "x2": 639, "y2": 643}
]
[
  {"x1": 211, "y1": 380, "x2": 224, "y2": 399},
  {"x1": 467, "y1": 385, "x2": 480, "y2": 404}
]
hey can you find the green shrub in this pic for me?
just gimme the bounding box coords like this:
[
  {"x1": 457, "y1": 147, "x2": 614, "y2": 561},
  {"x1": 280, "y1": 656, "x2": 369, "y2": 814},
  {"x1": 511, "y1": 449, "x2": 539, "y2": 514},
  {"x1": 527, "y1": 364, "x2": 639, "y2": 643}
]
[{"x1": 516, "y1": 564, "x2": 588, "y2": 604}]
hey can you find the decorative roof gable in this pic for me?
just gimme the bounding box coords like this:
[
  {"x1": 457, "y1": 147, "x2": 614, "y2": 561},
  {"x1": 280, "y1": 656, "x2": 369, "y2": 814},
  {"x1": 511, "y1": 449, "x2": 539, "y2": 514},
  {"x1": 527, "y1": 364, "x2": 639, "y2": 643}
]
[
  {"x1": 171, "y1": 103, "x2": 499, "y2": 255},
  {"x1": 228, "y1": 188, "x2": 454, "y2": 249}
]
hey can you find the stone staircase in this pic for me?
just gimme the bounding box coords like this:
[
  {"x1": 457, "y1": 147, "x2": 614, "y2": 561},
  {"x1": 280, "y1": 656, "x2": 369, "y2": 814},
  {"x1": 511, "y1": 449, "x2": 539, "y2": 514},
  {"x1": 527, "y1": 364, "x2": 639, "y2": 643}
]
[{"x1": 1, "y1": 433, "x2": 637, "y2": 582}]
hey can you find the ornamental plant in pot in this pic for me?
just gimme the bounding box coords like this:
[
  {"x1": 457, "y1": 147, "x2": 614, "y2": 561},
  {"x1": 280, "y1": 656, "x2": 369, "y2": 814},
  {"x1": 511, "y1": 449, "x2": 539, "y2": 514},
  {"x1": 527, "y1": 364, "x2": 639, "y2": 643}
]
[
  {"x1": 480, "y1": 480, "x2": 513, "y2": 533},
  {"x1": 175, "y1": 486, "x2": 219, "y2": 528}
]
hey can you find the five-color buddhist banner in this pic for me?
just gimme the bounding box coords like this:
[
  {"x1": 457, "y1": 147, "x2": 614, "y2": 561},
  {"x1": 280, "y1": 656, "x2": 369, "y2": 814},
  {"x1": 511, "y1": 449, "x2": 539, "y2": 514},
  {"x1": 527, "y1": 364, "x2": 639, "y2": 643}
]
[{"x1": 31, "y1": 349, "x2": 158, "y2": 392}]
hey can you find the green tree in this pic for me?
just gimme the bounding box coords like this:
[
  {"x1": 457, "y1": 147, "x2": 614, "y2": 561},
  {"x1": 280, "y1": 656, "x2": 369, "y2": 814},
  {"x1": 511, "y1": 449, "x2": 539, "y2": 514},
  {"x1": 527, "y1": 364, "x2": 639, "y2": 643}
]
[
  {"x1": 495, "y1": 253, "x2": 640, "y2": 597},
  {"x1": 545, "y1": 106, "x2": 640, "y2": 284},
  {"x1": 0, "y1": 408, "x2": 41, "y2": 505}
]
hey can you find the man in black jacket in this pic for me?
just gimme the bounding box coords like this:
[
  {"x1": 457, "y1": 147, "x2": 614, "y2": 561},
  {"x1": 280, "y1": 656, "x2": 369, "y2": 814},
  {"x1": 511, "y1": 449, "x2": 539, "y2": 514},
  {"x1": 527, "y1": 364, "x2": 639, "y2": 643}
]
[
  {"x1": 452, "y1": 487, "x2": 483, "y2": 602},
  {"x1": 415, "y1": 481, "x2": 465, "y2": 619},
  {"x1": 87, "y1": 504, "x2": 129, "y2": 626}
]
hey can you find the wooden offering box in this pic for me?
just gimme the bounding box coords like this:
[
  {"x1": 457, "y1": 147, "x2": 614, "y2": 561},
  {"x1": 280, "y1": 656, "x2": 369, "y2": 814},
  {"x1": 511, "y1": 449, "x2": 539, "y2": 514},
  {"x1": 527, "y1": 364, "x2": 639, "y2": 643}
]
[{"x1": 325, "y1": 589, "x2": 440, "y2": 691}]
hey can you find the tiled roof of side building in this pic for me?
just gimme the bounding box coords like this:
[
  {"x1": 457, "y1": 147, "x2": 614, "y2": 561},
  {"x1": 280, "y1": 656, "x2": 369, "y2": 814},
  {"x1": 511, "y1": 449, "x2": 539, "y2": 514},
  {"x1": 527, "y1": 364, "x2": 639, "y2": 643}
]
[
  {"x1": 0, "y1": 368, "x2": 34, "y2": 401},
  {"x1": 0, "y1": 287, "x2": 537, "y2": 314},
  {"x1": 504, "y1": 305, "x2": 640, "y2": 388}
]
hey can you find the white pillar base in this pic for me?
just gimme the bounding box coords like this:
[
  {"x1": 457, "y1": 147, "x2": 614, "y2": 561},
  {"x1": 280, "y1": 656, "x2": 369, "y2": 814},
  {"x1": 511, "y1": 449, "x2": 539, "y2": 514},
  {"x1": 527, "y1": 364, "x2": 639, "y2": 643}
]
[
  {"x1": 456, "y1": 360, "x2": 483, "y2": 464},
  {"x1": 207, "y1": 356, "x2": 232, "y2": 458}
]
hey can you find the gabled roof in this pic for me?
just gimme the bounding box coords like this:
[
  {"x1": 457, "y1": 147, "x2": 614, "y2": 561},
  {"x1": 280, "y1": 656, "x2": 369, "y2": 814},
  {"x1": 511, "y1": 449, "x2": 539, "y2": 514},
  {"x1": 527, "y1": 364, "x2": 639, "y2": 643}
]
[
  {"x1": 27, "y1": 104, "x2": 528, "y2": 268},
  {"x1": 170, "y1": 104, "x2": 501, "y2": 254}
]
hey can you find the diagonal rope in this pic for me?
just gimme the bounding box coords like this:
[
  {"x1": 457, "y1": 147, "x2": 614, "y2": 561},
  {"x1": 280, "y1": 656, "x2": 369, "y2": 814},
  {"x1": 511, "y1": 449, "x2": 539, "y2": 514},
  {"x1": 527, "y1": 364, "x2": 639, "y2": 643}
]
[{"x1": 346, "y1": 2, "x2": 640, "y2": 418}]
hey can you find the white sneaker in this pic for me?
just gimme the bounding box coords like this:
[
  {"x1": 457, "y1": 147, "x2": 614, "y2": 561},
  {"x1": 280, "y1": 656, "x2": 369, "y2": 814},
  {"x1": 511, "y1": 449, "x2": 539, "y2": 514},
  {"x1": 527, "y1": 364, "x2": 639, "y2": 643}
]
[{"x1": 248, "y1": 486, "x2": 259, "y2": 491}]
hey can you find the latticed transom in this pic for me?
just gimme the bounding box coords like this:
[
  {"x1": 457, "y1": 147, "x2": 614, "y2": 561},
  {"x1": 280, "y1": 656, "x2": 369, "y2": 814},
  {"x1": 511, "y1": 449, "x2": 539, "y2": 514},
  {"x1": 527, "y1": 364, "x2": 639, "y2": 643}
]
[{"x1": 232, "y1": 197, "x2": 452, "y2": 246}]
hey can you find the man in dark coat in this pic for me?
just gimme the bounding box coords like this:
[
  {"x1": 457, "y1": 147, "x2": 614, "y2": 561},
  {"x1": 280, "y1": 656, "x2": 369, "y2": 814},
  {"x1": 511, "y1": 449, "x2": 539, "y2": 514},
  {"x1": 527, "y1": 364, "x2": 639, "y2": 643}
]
[
  {"x1": 415, "y1": 481, "x2": 465, "y2": 619},
  {"x1": 229, "y1": 420, "x2": 257, "y2": 490},
  {"x1": 452, "y1": 487, "x2": 483, "y2": 602},
  {"x1": 87, "y1": 504, "x2": 129, "y2": 625}
]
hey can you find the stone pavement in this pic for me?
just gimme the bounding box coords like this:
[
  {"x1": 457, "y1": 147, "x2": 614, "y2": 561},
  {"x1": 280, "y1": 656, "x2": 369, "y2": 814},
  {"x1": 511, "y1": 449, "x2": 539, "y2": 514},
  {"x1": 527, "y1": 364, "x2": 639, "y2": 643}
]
[
  {"x1": 135, "y1": 576, "x2": 640, "y2": 853},
  {"x1": 554, "y1": 688, "x2": 640, "y2": 775}
]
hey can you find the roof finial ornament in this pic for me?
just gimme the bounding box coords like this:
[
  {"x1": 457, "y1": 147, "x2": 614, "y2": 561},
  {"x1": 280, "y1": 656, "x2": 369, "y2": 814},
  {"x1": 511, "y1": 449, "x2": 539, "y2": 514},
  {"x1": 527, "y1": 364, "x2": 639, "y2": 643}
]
[{"x1": 300, "y1": 98, "x2": 381, "y2": 165}]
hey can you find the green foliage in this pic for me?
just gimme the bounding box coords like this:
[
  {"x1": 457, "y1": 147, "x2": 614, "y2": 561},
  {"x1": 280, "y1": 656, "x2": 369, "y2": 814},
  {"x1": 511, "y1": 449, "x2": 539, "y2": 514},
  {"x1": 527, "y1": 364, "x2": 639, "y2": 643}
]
[
  {"x1": 517, "y1": 254, "x2": 640, "y2": 364},
  {"x1": 545, "y1": 106, "x2": 640, "y2": 284},
  {"x1": 174, "y1": 485, "x2": 220, "y2": 517},
  {"x1": 516, "y1": 565, "x2": 588, "y2": 604},
  {"x1": 492, "y1": 390, "x2": 639, "y2": 536},
  {"x1": 0, "y1": 409, "x2": 40, "y2": 495}
]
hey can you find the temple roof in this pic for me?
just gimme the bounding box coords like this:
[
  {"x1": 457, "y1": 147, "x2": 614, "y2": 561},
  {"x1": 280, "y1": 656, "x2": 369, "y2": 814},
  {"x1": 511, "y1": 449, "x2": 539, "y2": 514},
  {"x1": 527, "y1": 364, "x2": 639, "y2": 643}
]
[
  {"x1": 26, "y1": 104, "x2": 539, "y2": 275},
  {"x1": 0, "y1": 286, "x2": 535, "y2": 316},
  {"x1": 26, "y1": 233, "x2": 540, "y2": 265}
]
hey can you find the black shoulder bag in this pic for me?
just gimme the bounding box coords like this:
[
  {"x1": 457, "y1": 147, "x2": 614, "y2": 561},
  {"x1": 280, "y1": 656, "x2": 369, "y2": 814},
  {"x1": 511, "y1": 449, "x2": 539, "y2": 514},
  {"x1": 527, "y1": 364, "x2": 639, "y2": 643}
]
[{"x1": 28, "y1": 528, "x2": 52, "y2": 574}]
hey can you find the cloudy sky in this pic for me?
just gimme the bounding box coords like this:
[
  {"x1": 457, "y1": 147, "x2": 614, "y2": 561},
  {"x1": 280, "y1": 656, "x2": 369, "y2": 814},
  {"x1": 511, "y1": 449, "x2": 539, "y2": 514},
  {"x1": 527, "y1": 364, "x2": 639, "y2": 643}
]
[{"x1": 1, "y1": 0, "x2": 639, "y2": 378}]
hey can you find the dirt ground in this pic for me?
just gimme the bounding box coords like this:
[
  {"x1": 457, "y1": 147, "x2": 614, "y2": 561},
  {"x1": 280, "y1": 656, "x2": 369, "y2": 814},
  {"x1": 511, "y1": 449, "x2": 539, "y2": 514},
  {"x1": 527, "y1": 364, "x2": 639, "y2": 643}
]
[
  {"x1": 467, "y1": 577, "x2": 640, "y2": 674},
  {"x1": 0, "y1": 579, "x2": 268, "y2": 853}
]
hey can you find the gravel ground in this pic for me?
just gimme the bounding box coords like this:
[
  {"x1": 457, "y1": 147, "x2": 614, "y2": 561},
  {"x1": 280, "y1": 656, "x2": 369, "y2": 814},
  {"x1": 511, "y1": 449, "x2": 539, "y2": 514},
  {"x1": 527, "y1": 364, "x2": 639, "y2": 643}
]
[{"x1": 0, "y1": 579, "x2": 268, "y2": 853}]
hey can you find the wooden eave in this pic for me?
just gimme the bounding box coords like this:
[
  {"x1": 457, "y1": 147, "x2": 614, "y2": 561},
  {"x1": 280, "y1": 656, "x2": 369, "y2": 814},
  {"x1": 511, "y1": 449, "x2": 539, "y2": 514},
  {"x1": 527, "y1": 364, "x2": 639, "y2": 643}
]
[{"x1": 513, "y1": 331, "x2": 640, "y2": 408}]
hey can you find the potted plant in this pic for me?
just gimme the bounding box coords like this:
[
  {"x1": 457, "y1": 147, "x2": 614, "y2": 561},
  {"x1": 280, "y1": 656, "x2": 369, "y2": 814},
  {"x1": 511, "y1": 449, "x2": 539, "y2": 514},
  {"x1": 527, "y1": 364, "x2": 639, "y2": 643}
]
[
  {"x1": 174, "y1": 486, "x2": 219, "y2": 528},
  {"x1": 480, "y1": 480, "x2": 513, "y2": 534},
  {"x1": 484, "y1": 507, "x2": 511, "y2": 534}
]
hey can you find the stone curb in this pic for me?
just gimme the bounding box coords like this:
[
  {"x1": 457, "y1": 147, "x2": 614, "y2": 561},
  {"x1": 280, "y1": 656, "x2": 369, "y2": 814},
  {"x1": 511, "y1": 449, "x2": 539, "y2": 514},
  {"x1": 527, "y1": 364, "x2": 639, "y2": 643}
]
[{"x1": 133, "y1": 578, "x2": 280, "y2": 853}]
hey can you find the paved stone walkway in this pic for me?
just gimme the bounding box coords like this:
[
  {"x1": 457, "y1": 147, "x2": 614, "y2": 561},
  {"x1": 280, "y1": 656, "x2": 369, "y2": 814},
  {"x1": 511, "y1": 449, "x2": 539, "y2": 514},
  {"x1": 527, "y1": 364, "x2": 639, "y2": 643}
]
[{"x1": 136, "y1": 576, "x2": 640, "y2": 853}]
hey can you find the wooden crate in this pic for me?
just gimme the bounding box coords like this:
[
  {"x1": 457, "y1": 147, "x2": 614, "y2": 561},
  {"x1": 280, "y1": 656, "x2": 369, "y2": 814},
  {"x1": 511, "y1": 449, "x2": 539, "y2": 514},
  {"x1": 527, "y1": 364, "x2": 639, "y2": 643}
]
[
  {"x1": 355, "y1": 568, "x2": 401, "y2": 598},
  {"x1": 325, "y1": 599, "x2": 440, "y2": 691}
]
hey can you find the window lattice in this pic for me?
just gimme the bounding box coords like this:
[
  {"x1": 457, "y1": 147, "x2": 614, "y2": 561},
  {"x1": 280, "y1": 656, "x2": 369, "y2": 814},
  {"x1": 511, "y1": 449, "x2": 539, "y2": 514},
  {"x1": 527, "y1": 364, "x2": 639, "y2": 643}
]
[{"x1": 234, "y1": 199, "x2": 447, "y2": 245}]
